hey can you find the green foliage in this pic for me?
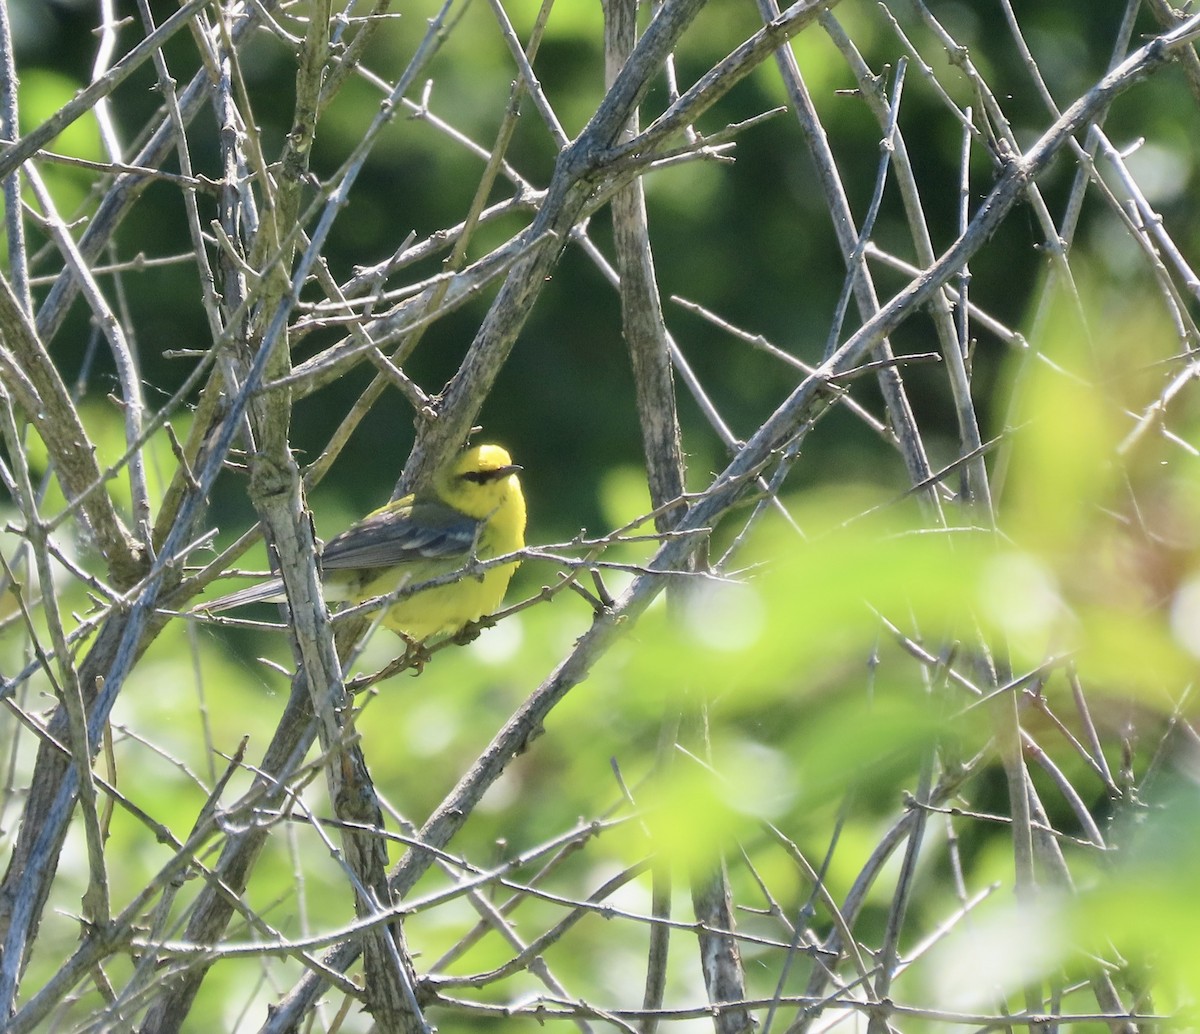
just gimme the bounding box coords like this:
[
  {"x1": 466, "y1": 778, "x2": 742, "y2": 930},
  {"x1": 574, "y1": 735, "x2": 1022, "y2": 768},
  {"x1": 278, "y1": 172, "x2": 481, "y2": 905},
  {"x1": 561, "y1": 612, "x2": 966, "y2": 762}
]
[{"x1": 624, "y1": 486, "x2": 987, "y2": 706}]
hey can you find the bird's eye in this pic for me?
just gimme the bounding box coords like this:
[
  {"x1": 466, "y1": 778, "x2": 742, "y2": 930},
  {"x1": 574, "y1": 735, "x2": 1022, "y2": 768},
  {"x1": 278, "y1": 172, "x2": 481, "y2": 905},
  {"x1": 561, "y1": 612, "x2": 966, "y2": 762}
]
[{"x1": 460, "y1": 469, "x2": 493, "y2": 484}]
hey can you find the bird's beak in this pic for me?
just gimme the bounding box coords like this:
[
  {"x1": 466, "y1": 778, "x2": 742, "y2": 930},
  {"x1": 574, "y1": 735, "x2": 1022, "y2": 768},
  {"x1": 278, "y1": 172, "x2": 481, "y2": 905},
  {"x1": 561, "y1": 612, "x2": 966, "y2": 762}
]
[{"x1": 498, "y1": 464, "x2": 522, "y2": 476}]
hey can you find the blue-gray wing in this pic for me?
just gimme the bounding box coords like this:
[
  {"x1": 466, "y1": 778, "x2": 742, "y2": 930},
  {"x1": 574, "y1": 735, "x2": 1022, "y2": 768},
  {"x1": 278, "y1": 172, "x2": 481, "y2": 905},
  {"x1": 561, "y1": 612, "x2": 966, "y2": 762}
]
[{"x1": 318, "y1": 498, "x2": 480, "y2": 571}]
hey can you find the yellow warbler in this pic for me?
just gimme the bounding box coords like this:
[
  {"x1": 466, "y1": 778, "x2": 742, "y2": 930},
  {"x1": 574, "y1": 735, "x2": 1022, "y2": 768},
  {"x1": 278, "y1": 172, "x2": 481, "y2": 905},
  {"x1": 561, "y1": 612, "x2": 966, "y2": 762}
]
[{"x1": 204, "y1": 444, "x2": 526, "y2": 640}]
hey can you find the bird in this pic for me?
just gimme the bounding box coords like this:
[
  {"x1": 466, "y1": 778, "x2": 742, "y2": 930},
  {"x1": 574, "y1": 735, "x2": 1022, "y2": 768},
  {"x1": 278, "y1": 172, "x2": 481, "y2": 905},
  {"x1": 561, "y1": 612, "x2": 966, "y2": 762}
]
[{"x1": 201, "y1": 444, "x2": 526, "y2": 641}]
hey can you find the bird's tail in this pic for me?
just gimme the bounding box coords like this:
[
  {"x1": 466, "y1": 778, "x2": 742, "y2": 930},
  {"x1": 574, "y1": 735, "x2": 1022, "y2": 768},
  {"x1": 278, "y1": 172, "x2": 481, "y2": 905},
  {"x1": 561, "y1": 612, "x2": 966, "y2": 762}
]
[{"x1": 197, "y1": 578, "x2": 287, "y2": 613}]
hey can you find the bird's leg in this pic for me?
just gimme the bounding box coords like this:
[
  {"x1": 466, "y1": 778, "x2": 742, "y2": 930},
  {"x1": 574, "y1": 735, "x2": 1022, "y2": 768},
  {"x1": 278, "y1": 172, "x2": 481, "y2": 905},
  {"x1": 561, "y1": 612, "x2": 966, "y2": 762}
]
[
  {"x1": 399, "y1": 632, "x2": 432, "y2": 674},
  {"x1": 450, "y1": 618, "x2": 486, "y2": 646}
]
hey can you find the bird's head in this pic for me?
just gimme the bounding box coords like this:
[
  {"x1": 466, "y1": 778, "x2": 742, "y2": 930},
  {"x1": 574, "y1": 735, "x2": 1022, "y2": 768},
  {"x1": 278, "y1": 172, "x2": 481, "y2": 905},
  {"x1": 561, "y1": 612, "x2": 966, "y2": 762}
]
[{"x1": 438, "y1": 443, "x2": 523, "y2": 519}]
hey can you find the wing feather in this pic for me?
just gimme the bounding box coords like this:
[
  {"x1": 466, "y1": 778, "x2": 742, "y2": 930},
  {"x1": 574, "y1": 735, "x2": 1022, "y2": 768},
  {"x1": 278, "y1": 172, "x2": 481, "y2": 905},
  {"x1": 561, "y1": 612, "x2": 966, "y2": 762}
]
[
  {"x1": 200, "y1": 499, "x2": 481, "y2": 614},
  {"x1": 318, "y1": 498, "x2": 479, "y2": 571}
]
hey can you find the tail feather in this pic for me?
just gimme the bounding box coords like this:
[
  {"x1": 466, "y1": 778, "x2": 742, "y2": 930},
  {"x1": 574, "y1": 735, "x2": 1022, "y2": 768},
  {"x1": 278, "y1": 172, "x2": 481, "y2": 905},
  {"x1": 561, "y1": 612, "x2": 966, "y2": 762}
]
[{"x1": 199, "y1": 578, "x2": 286, "y2": 613}]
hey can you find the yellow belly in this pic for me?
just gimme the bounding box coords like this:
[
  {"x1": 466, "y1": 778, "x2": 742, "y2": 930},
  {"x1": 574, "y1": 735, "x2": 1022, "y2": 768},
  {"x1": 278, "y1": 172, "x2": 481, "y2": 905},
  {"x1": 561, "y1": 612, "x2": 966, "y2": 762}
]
[{"x1": 354, "y1": 560, "x2": 519, "y2": 641}]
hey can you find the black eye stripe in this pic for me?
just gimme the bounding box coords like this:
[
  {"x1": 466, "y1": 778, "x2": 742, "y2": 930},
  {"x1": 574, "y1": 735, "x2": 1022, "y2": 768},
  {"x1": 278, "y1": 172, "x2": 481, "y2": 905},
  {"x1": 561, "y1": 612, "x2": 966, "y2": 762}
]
[{"x1": 461, "y1": 469, "x2": 502, "y2": 484}]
